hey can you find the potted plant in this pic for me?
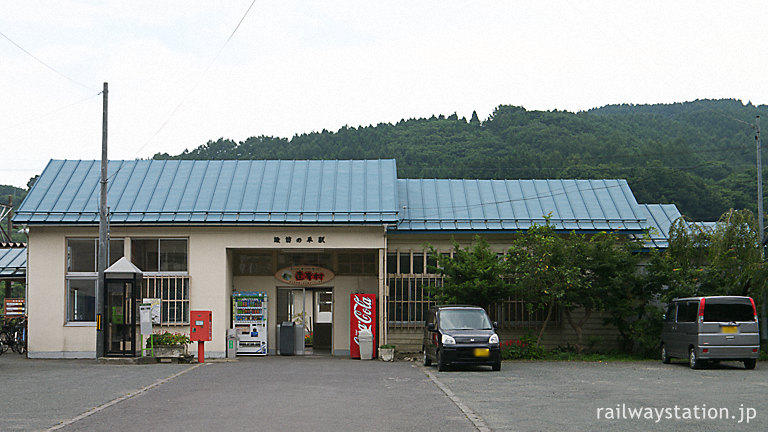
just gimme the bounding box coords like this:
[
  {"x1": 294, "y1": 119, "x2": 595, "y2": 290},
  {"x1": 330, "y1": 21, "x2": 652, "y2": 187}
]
[
  {"x1": 379, "y1": 344, "x2": 395, "y2": 362},
  {"x1": 147, "y1": 331, "x2": 190, "y2": 358}
]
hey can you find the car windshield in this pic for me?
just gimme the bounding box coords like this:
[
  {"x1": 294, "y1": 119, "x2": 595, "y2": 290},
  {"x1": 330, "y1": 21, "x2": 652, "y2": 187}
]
[{"x1": 439, "y1": 309, "x2": 492, "y2": 330}]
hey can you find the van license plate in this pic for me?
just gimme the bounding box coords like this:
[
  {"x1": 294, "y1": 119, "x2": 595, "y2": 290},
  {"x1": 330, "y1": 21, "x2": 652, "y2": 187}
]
[
  {"x1": 474, "y1": 348, "x2": 490, "y2": 357},
  {"x1": 721, "y1": 326, "x2": 738, "y2": 333}
]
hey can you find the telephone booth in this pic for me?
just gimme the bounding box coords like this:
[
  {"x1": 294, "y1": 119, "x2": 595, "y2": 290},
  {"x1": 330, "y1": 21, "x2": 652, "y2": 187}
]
[{"x1": 104, "y1": 257, "x2": 143, "y2": 357}]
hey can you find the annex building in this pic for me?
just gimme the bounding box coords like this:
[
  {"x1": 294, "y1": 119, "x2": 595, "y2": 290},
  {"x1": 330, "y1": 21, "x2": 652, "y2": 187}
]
[{"x1": 13, "y1": 159, "x2": 682, "y2": 358}]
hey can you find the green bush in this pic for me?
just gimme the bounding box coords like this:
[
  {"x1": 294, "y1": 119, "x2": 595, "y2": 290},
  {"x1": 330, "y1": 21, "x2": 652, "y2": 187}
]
[
  {"x1": 500, "y1": 332, "x2": 546, "y2": 360},
  {"x1": 146, "y1": 332, "x2": 190, "y2": 347}
]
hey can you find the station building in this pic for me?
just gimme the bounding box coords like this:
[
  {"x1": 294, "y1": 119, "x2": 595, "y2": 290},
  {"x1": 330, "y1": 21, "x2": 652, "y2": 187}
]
[{"x1": 13, "y1": 159, "x2": 681, "y2": 358}]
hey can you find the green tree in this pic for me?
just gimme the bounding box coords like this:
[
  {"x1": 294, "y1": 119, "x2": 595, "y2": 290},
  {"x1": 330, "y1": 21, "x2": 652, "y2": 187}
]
[
  {"x1": 645, "y1": 210, "x2": 768, "y2": 303},
  {"x1": 505, "y1": 222, "x2": 586, "y2": 346},
  {"x1": 427, "y1": 236, "x2": 510, "y2": 307}
]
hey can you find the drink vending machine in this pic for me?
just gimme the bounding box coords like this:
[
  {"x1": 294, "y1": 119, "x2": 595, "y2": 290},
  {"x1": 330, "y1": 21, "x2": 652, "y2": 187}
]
[{"x1": 232, "y1": 291, "x2": 268, "y2": 355}]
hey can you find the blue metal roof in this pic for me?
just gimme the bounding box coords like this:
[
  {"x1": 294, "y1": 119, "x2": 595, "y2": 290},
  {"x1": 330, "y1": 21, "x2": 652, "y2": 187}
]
[
  {"x1": 636, "y1": 204, "x2": 682, "y2": 248},
  {"x1": 0, "y1": 248, "x2": 26, "y2": 278},
  {"x1": 394, "y1": 179, "x2": 647, "y2": 232},
  {"x1": 14, "y1": 159, "x2": 400, "y2": 224}
]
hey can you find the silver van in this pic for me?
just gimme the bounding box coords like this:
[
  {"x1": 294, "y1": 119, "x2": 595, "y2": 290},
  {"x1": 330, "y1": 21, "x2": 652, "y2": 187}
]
[{"x1": 661, "y1": 296, "x2": 759, "y2": 369}]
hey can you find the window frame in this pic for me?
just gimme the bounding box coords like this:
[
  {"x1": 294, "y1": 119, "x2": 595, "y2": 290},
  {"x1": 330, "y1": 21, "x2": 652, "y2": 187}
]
[
  {"x1": 64, "y1": 237, "x2": 124, "y2": 324},
  {"x1": 131, "y1": 238, "x2": 189, "y2": 274}
]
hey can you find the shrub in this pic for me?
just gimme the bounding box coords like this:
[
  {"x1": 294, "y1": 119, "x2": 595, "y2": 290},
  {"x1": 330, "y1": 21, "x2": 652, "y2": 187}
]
[
  {"x1": 500, "y1": 332, "x2": 546, "y2": 360},
  {"x1": 146, "y1": 332, "x2": 190, "y2": 347}
]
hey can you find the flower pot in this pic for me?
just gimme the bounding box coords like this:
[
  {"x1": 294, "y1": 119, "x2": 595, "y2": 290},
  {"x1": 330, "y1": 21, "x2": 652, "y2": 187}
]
[
  {"x1": 153, "y1": 345, "x2": 188, "y2": 358},
  {"x1": 379, "y1": 348, "x2": 395, "y2": 362}
]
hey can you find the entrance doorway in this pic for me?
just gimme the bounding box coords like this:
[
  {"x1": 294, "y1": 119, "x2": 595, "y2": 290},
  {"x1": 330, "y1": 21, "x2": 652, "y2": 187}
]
[
  {"x1": 277, "y1": 287, "x2": 333, "y2": 355},
  {"x1": 105, "y1": 279, "x2": 137, "y2": 357}
]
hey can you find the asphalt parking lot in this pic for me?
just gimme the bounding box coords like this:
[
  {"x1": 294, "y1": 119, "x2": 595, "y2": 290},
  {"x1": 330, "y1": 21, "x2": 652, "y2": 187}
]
[{"x1": 1, "y1": 353, "x2": 767, "y2": 431}]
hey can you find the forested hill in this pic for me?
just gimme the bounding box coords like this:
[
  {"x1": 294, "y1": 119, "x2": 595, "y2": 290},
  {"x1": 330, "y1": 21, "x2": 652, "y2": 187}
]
[{"x1": 152, "y1": 98, "x2": 767, "y2": 221}]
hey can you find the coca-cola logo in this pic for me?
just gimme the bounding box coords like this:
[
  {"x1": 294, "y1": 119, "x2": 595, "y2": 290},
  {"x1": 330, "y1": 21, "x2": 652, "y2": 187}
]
[{"x1": 352, "y1": 294, "x2": 374, "y2": 347}]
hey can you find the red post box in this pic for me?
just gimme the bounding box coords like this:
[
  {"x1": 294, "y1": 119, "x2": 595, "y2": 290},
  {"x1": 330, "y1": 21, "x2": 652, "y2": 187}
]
[
  {"x1": 190, "y1": 310, "x2": 212, "y2": 363},
  {"x1": 190, "y1": 310, "x2": 212, "y2": 341}
]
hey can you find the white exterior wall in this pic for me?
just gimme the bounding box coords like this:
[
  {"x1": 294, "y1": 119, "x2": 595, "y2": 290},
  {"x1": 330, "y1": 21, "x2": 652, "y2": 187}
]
[{"x1": 26, "y1": 225, "x2": 385, "y2": 358}]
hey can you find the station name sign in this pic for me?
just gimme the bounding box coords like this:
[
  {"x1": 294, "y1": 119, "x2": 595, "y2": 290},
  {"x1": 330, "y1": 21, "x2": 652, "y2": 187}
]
[{"x1": 275, "y1": 266, "x2": 335, "y2": 286}]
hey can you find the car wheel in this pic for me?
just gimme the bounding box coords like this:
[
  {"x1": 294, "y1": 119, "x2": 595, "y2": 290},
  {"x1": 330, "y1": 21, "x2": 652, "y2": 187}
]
[
  {"x1": 492, "y1": 361, "x2": 501, "y2": 371},
  {"x1": 689, "y1": 348, "x2": 702, "y2": 369},
  {"x1": 423, "y1": 349, "x2": 432, "y2": 367},
  {"x1": 744, "y1": 359, "x2": 757, "y2": 370},
  {"x1": 437, "y1": 350, "x2": 448, "y2": 372},
  {"x1": 661, "y1": 344, "x2": 671, "y2": 364}
]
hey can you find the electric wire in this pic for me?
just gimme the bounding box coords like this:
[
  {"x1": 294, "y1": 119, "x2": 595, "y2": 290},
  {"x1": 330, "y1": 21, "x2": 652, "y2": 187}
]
[
  {"x1": 131, "y1": 0, "x2": 257, "y2": 159},
  {"x1": 0, "y1": 92, "x2": 101, "y2": 132},
  {"x1": 0, "y1": 29, "x2": 96, "y2": 92}
]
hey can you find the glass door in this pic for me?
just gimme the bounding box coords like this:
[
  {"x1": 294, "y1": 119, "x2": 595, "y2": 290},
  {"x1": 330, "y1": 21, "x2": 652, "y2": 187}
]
[
  {"x1": 313, "y1": 290, "x2": 333, "y2": 353},
  {"x1": 105, "y1": 280, "x2": 137, "y2": 357}
]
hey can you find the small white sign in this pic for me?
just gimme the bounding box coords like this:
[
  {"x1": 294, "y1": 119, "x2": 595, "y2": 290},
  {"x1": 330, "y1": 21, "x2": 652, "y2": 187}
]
[
  {"x1": 139, "y1": 304, "x2": 152, "y2": 336},
  {"x1": 144, "y1": 298, "x2": 161, "y2": 324}
]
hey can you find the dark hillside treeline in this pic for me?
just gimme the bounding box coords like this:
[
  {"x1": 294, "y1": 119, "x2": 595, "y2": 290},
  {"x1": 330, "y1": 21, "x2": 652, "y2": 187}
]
[{"x1": 149, "y1": 98, "x2": 765, "y2": 221}]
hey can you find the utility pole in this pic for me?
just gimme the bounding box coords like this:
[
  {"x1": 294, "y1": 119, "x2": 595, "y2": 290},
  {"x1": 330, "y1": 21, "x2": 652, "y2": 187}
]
[
  {"x1": 755, "y1": 115, "x2": 768, "y2": 346},
  {"x1": 6, "y1": 195, "x2": 11, "y2": 240},
  {"x1": 757, "y1": 115, "x2": 763, "y2": 257},
  {"x1": 96, "y1": 82, "x2": 108, "y2": 358}
]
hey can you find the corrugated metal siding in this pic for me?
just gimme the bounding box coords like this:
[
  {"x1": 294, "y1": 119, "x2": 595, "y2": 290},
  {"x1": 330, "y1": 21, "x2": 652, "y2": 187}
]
[
  {"x1": 395, "y1": 179, "x2": 647, "y2": 232},
  {"x1": 14, "y1": 160, "x2": 400, "y2": 224},
  {"x1": 0, "y1": 248, "x2": 26, "y2": 277}
]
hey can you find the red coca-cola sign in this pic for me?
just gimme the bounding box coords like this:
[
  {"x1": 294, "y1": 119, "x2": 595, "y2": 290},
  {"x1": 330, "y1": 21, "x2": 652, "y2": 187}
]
[{"x1": 350, "y1": 293, "x2": 376, "y2": 359}]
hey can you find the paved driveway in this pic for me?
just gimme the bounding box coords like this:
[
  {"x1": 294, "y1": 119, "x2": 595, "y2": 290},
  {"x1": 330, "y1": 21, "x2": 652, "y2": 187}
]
[
  {"x1": 3, "y1": 353, "x2": 768, "y2": 431},
  {"x1": 423, "y1": 360, "x2": 768, "y2": 431}
]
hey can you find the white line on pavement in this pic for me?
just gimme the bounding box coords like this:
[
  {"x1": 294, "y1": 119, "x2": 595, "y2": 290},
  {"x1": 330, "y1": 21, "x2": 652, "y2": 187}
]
[
  {"x1": 47, "y1": 363, "x2": 204, "y2": 431},
  {"x1": 418, "y1": 364, "x2": 493, "y2": 432}
]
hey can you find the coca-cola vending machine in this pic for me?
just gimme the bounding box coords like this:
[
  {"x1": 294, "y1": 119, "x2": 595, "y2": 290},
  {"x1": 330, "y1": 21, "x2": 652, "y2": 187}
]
[{"x1": 350, "y1": 293, "x2": 376, "y2": 359}]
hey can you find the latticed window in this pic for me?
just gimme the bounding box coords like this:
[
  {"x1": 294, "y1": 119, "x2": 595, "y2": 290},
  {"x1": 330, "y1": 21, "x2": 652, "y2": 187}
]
[
  {"x1": 386, "y1": 274, "x2": 441, "y2": 328},
  {"x1": 485, "y1": 293, "x2": 560, "y2": 329},
  {"x1": 385, "y1": 249, "x2": 560, "y2": 329},
  {"x1": 142, "y1": 275, "x2": 190, "y2": 325}
]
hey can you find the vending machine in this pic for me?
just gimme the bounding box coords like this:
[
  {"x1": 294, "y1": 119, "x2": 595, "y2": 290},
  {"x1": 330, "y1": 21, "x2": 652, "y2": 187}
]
[
  {"x1": 350, "y1": 293, "x2": 376, "y2": 359},
  {"x1": 232, "y1": 291, "x2": 268, "y2": 355}
]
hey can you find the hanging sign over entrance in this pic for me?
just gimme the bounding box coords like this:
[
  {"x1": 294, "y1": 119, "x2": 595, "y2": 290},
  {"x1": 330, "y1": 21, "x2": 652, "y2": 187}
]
[{"x1": 275, "y1": 266, "x2": 335, "y2": 286}]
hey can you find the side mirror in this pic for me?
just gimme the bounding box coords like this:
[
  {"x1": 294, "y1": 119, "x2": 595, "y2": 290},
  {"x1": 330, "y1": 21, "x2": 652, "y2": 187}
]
[
  {"x1": 493, "y1": 321, "x2": 498, "y2": 330},
  {"x1": 427, "y1": 322, "x2": 435, "y2": 331}
]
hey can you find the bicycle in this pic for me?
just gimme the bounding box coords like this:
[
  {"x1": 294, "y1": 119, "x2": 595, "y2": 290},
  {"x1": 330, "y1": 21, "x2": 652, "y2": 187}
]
[
  {"x1": 0, "y1": 329, "x2": 9, "y2": 355},
  {"x1": 10, "y1": 317, "x2": 27, "y2": 355},
  {"x1": 0, "y1": 317, "x2": 26, "y2": 355}
]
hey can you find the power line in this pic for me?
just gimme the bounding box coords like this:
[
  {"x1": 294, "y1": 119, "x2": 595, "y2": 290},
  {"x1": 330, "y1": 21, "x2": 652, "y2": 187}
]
[
  {"x1": 132, "y1": 0, "x2": 257, "y2": 158},
  {"x1": 1, "y1": 92, "x2": 101, "y2": 132},
  {"x1": 401, "y1": 182, "x2": 638, "y2": 221},
  {"x1": 0, "y1": 29, "x2": 96, "y2": 92}
]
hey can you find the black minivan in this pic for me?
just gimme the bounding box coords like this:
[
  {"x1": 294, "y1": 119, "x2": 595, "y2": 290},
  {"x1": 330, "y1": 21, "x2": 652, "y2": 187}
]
[{"x1": 422, "y1": 305, "x2": 501, "y2": 371}]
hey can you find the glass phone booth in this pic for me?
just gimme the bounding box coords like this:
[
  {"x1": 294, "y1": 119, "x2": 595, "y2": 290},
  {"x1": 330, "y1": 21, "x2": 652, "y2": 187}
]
[{"x1": 104, "y1": 257, "x2": 143, "y2": 357}]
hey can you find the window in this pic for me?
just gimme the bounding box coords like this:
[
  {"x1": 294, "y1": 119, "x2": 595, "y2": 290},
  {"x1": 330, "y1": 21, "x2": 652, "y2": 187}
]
[
  {"x1": 337, "y1": 252, "x2": 377, "y2": 275},
  {"x1": 132, "y1": 238, "x2": 188, "y2": 272},
  {"x1": 277, "y1": 252, "x2": 332, "y2": 269},
  {"x1": 234, "y1": 253, "x2": 274, "y2": 276},
  {"x1": 386, "y1": 253, "x2": 397, "y2": 274},
  {"x1": 387, "y1": 275, "x2": 440, "y2": 327},
  {"x1": 677, "y1": 302, "x2": 698, "y2": 323},
  {"x1": 665, "y1": 304, "x2": 676, "y2": 322},
  {"x1": 65, "y1": 238, "x2": 124, "y2": 322},
  {"x1": 142, "y1": 275, "x2": 190, "y2": 325},
  {"x1": 703, "y1": 302, "x2": 755, "y2": 322},
  {"x1": 132, "y1": 239, "x2": 190, "y2": 325}
]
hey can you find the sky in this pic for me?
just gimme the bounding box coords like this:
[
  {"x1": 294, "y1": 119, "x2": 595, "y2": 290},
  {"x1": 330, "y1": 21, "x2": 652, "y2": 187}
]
[{"x1": 2, "y1": 1, "x2": 767, "y2": 188}]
